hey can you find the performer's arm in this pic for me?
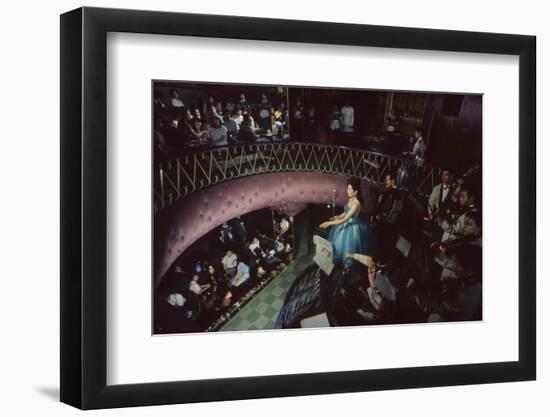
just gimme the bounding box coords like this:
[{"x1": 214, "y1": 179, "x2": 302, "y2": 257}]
[
  {"x1": 331, "y1": 212, "x2": 345, "y2": 221},
  {"x1": 346, "y1": 253, "x2": 376, "y2": 287},
  {"x1": 321, "y1": 202, "x2": 358, "y2": 228}
]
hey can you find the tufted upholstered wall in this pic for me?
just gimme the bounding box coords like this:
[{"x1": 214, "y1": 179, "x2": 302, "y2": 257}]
[{"x1": 154, "y1": 172, "x2": 380, "y2": 286}]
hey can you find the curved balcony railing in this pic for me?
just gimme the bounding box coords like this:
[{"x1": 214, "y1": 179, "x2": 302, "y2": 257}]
[{"x1": 154, "y1": 143, "x2": 441, "y2": 213}]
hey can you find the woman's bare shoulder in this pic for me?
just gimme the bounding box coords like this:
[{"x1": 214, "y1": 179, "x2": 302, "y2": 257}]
[{"x1": 349, "y1": 198, "x2": 361, "y2": 210}]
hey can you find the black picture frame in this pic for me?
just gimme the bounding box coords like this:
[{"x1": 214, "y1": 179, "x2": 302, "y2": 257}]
[{"x1": 60, "y1": 6, "x2": 536, "y2": 410}]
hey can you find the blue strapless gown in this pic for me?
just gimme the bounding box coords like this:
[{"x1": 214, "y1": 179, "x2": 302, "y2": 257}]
[{"x1": 328, "y1": 203, "x2": 372, "y2": 267}]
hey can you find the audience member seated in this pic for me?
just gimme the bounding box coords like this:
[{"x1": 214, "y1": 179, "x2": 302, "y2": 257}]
[
  {"x1": 189, "y1": 274, "x2": 211, "y2": 295},
  {"x1": 198, "y1": 122, "x2": 211, "y2": 143},
  {"x1": 188, "y1": 274, "x2": 216, "y2": 310},
  {"x1": 170, "y1": 89, "x2": 185, "y2": 108},
  {"x1": 222, "y1": 290, "x2": 233, "y2": 308},
  {"x1": 164, "y1": 291, "x2": 197, "y2": 320},
  {"x1": 174, "y1": 108, "x2": 202, "y2": 146},
  {"x1": 279, "y1": 217, "x2": 290, "y2": 235},
  {"x1": 221, "y1": 250, "x2": 238, "y2": 279},
  {"x1": 249, "y1": 237, "x2": 264, "y2": 258},
  {"x1": 264, "y1": 249, "x2": 283, "y2": 267},
  {"x1": 244, "y1": 112, "x2": 257, "y2": 130},
  {"x1": 284, "y1": 242, "x2": 293, "y2": 254},
  {"x1": 232, "y1": 108, "x2": 244, "y2": 126},
  {"x1": 274, "y1": 237, "x2": 285, "y2": 254},
  {"x1": 206, "y1": 103, "x2": 223, "y2": 126},
  {"x1": 166, "y1": 292, "x2": 186, "y2": 308},
  {"x1": 223, "y1": 110, "x2": 239, "y2": 138},
  {"x1": 231, "y1": 261, "x2": 250, "y2": 287},
  {"x1": 257, "y1": 265, "x2": 267, "y2": 280},
  {"x1": 272, "y1": 115, "x2": 284, "y2": 138},
  {"x1": 209, "y1": 117, "x2": 228, "y2": 147},
  {"x1": 207, "y1": 264, "x2": 225, "y2": 287},
  {"x1": 237, "y1": 116, "x2": 258, "y2": 144},
  {"x1": 193, "y1": 107, "x2": 204, "y2": 124}
]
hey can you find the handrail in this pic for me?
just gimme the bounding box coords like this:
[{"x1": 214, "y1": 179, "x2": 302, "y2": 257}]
[{"x1": 154, "y1": 142, "x2": 441, "y2": 213}]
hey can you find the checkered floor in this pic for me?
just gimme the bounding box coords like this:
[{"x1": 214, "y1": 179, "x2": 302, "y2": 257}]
[{"x1": 220, "y1": 256, "x2": 313, "y2": 332}]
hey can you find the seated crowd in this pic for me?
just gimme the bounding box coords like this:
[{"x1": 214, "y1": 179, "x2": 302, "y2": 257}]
[
  {"x1": 336, "y1": 167, "x2": 482, "y2": 324},
  {"x1": 154, "y1": 89, "x2": 289, "y2": 152},
  {"x1": 160, "y1": 215, "x2": 294, "y2": 330}
]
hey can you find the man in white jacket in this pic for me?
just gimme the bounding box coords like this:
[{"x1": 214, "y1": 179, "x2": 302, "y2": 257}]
[{"x1": 428, "y1": 169, "x2": 457, "y2": 219}]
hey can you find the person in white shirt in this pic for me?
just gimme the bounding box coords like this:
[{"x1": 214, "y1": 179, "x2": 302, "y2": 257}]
[
  {"x1": 221, "y1": 250, "x2": 238, "y2": 279},
  {"x1": 340, "y1": 99, "x2": 355, "y2": 132},
  {"x1": 188, "y1": 274, "x2": 211, "y2": 295},
  {"x1": 249, "y1": 237, "x2": 264, "y2": 258},
  {"x1": 209, "y1": 117, "x2": 228, "y2": 147},
  {"x1": 166, "y1": 293, "x2": 186, "y2": 307},
  {"x1": 170, "y1": 89, "x2": 184, "y2": 108},
  {"x1": 232, "y1": 108, "x2": 244, "y2": 126},
  {"x1": 280, "y1": 218, "x2": 290, "y2": 234},
  {"x1": 428, "y1": 169, "x2": 455, "y2": 219}
]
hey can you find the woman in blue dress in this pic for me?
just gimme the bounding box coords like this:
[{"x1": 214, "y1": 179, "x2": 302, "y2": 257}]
[{"x1": 319, "y1": 178, "x2": 372, "y2": 267}]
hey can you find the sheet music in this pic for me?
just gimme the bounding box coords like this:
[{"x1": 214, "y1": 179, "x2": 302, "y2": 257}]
[{"x1": 313, "y1": 235, "x2": 334, "y2": 275}]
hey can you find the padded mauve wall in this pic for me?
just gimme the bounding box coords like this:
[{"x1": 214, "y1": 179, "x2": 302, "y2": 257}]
[{"x1": 154, "y1": 172, "x2": 379, "y2": 286}]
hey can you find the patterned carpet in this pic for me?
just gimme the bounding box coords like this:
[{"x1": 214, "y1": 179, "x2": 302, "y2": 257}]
[{"x1": 220, "y1": 255, "x2": 314, "y2": 331}]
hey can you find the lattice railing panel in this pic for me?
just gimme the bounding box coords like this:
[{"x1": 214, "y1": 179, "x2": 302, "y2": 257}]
[{"x1": 154, "y1": 143, "x2": 440, "y2": 213}]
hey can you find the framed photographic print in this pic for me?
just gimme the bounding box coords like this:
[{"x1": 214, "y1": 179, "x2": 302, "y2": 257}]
[{"x1": 60, "y1": 6, "x2": 536, "y2": 409}]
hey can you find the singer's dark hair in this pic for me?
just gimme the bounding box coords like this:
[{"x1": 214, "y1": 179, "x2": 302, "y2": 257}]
[{"x1": 347, "y1": 177, "x2": 364, "y2": 206}]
